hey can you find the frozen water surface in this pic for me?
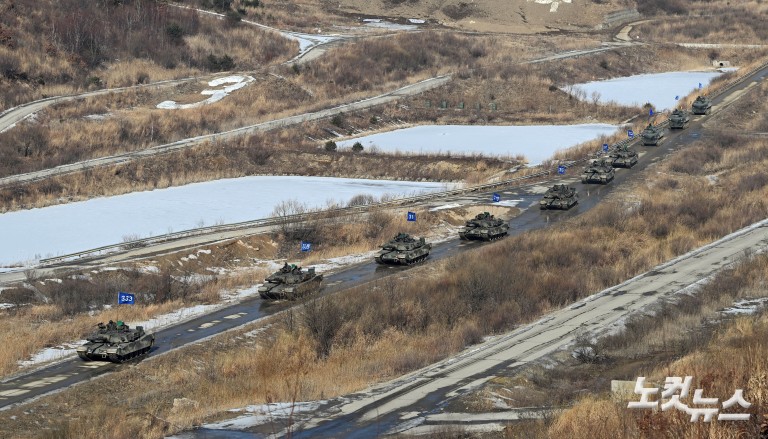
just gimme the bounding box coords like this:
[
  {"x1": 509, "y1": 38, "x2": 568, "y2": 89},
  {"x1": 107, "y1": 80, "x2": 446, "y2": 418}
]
[
  {"x1": 570, "y1": 71, "x2": 726, "y2": 110},
  {"x1": 1, "y1": 176, "x2": 451, "y2": 266},
  {"x1": 337, "y1": 124, "x2": 619, "y2": 164}
]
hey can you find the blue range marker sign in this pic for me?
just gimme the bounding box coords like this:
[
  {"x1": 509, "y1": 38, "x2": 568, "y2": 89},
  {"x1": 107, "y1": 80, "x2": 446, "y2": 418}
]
[
  {"x1": 557, "y1": 165, "x2": 566, "y2": 175},
  {"x1": 603, "y1": 143, "x2": 609, "y2": 152},
  {"x1": 407, "y1": 211, "x2": 416, "y2": 222},
  {"x1": 627, "y1": 129, "x2": 634, "y2": 139},
  {"x1": 118, "y1": 292, "x2": 135, "y2": 305},
  {"x1": 492, "y1": 193, "x2": 501, "y2": 202},
  {"x1": 300, "y1": 241, "x2": 312, "y2": 252}
]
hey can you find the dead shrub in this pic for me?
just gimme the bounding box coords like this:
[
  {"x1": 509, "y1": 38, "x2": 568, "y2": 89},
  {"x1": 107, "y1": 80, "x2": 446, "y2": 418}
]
[{"x1": 668, "y1": 144, "x2": 722, "y2": 175}]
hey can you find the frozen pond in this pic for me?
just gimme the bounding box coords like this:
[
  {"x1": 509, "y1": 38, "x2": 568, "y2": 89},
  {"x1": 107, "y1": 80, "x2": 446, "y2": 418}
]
[
  {"x1": 0, "y1": 176, "x2": 451, "y2": 266},
  {"x1": 569, "y1": 71, "x2": 725, "y2": 110},
  {"x1": 337, "y1": 124, "x2": 619, "y2": 164}
]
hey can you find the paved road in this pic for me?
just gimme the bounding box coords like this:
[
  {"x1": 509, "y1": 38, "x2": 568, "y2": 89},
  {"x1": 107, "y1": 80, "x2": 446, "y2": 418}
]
[{"x1": 0, "y1": 77, "x2": 206, "y2": 135}]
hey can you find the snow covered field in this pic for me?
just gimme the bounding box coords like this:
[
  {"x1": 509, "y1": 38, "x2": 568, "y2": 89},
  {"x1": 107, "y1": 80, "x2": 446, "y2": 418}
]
[
  {"x1": 569, "y1": 71, "x2": 725, "y2": 110},
  {"x1": 337, "y1": 124, "x2": 619, "y2": 164},
  {"x1": 0, "y1": 176, "x2": 451, "y2": 267}
]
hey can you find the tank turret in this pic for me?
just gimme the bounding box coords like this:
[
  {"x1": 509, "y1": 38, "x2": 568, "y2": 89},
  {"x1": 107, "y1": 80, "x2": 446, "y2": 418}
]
[
  {"x1": 76, "y1": 321, "x2": 154, "y2": 363},
  {"x1": 581, "y1": 158, "x2": 615, "y2": 184},
  {"x1": 641, "y1": 123, "x2": 664, "y2": 146},
  {"x1": 668, "y1": 108, "x2": 690, "y2": 129},
  {"x1": 691, "y1": 95, "x2": 712, "y2": 115},
  {"x1": 540, "y1": 184, "x2": 578, "y2": 210},
  {"x1": 375, "y1": 233, "x2": 431, "y2": 265},
  {"x1": 258, "y1": 263, "x2": 323, "y2": 300},
  {"x1": 459, "y1": 212, "x2": 509, "y2": 241}
]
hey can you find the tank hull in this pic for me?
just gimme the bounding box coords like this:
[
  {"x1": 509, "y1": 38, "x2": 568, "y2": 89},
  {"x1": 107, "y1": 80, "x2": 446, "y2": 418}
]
[
  {"x1": 77, "y1": 332, "x2": 154, "y2": 363},
  {"x1": 375, "y1": 245, "x2": 431, "y2": 265},
  {"x1": 258, "y1": 274, "x2": 323, "y2": 300},
  {"x1": 691, "y1": 102, "x2": 712, "y2": 115},
  {"x1": 459, "y1": 224, "x2": 509, "y2": 241},
  {"x1": 540, "y1": 198, "x2": 578, "y2": 210},
  {"x1": 642, "y1": 134, "x2": 663, "y2": 146},
  {"x1": 669, "y1": 117, "x2": 690, "y2": 129},
  {"x1": 581, "y1": 168, "x2": 615, "y2": 184},
  {"x1": 607, "y1": 155, "x2": 637, "y2": 168}
]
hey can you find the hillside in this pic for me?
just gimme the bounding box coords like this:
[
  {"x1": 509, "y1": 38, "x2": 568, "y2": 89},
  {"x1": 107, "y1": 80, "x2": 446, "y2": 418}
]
[
  {"x1": 0, "y1": 0, "x2": 293, "y2": 111},
  {"x1": 332, "y1": 0, "x2": 628, "y2": 33}
]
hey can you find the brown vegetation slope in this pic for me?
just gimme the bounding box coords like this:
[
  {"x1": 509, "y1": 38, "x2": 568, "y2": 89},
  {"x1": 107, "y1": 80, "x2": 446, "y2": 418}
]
[
  {"x1": 550, "y1": 309, "x2": 768, "y2": 438},
  {"x1": 634, "y1": 0, "x2": 768, "y2": 43},
  {"x1": 330, "y1": 0, "x2": 625, "y2": 33},
  {"x1": 0, "y1": 0, "x2": 293, "y2": 111}
]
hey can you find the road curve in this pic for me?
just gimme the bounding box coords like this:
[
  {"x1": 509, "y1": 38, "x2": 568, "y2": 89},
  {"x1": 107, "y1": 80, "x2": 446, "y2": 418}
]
[{"x1": 0, "y1": 76, "x2": 209, "y2": 135}]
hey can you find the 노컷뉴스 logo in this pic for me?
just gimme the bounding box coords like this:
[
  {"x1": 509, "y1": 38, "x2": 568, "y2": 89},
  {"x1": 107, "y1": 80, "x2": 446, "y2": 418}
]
[{"x1": 627, "y1": 376, "x2": 751, "y2": 422}]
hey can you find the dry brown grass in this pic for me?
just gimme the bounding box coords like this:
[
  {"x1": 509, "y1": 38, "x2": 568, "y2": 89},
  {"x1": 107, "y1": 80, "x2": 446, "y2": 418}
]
[
  {"x1": 0, "y1": 0, "x2": 294, "y2": 112},
  {"x1": 549, "y1": 311, "x2": 768, "y2": 439},
  {"x1": 635, "y1": 1, "x2": 768, "y2": 44}
]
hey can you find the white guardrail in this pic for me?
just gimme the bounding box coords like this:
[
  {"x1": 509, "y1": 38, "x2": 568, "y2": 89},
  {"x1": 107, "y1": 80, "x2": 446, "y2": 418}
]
[{"x1": 29, "y1": 59, "x2": 768, "y2": 267}]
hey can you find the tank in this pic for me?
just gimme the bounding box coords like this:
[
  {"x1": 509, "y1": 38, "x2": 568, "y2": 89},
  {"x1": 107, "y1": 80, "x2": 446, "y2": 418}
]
[
  {"x1": 668, "y1": 108, "x2": 690, "y2": 129},
  {"x1": 375, "y1": 233, "x2": 431, "y2": 265},
  {"x1": 641, "y1": 123, "x2": 664, "y2": 146},
  {"x1": 258, "y1": 263, "x2": 323, "y2": 300},
  {"x1": 539, "y1": 184, "x2": 578, "y2": 210},
  {"x1": 691, "y1": 95, "x2": 712, "y2": 115},
  {"x1": 581, "y1": 158, "x2": 615, "y2": 184},
  {"x1": 606, "y1": 144, "x2": 638, "y2": 168},
  {"x1": 77, "y1": 321, "x2": 154, "y2": 363},
  {"x1": 459, "y1": 212, "x2": 509, "y2": 241}
]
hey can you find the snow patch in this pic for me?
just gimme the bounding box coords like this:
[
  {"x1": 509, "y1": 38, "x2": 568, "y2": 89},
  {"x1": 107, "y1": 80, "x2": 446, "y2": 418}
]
[
  {"x1": 530, "y1": 0, "x2": 572, "y2": 13},
  {"x1": 157, "y1": 75, "x2": 255, "y2": 110},
  {"x1": 363, "y1": 20, "x2": 418, "y2": 30},
  {"x1": 720, "y1": 297, "x2": 768, "y2": 315},
  {"x1": 83, "y1": 113, "x2": 112, "y2": 121},
  {"x1": 198, "y1": 401, "x2": 327, "y2": 431},
  {"x1": 18, "y1": 342, "x2": 83, "y2": 367},
  {"x1": 429, "y1": 203, "x2": 462, "y2": 211}
]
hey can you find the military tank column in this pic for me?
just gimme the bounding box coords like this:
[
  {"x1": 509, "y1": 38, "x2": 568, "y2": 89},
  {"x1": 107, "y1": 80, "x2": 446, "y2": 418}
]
[
  {"x1": 375, "y1": 233, "x2": 431, "y2": 265},
  {"x1": 691, "y1": 95, "x2": 712, "y2": 115},
  {"x1": 459, "y1": 212, "x2": 510, "y2": 241},
  {"x1": 581, "y1": 158, "x2": 615, "y2": 184},
  {"x1": 540, "y1": 184, "x2": 578, "y2": 210},
  {"x1": 258, "y1": 263, "x2": 323, "y2": 300},
  {"x1": 76, "y1": 321, "x2": 154, "y2": 363}
]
